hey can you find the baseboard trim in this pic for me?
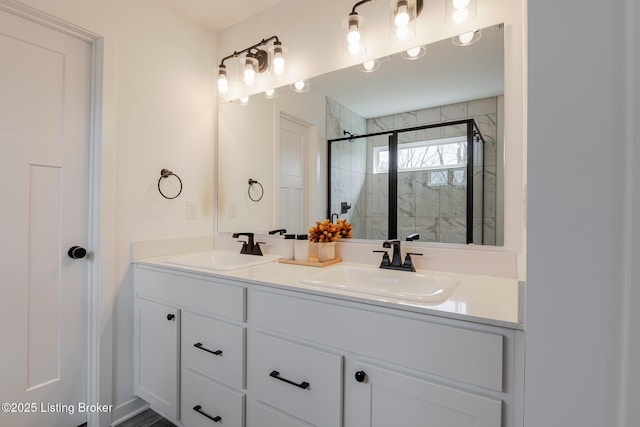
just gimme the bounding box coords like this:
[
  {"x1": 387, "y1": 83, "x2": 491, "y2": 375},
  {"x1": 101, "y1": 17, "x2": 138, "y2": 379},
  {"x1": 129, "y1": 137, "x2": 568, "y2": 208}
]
[{"x1": 110, "y1": 398, "x2": 149, "y2": 427}]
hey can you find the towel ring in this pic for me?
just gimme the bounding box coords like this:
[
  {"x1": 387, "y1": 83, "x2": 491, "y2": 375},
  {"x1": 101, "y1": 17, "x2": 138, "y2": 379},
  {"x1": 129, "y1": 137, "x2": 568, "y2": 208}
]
[
  {"x1": 158, "y1": 169, "x2": 183, "y2": 199},
  {"x1": 248, "y1": 178, "x2": 263, "y2": 202}
]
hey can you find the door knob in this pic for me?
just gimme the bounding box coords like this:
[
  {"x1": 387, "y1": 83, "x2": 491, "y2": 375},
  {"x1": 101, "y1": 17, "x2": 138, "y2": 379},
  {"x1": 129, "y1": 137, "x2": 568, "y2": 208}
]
[
  {"x1": 355, "y1": 370, "x2": 367, "y2": 383},
  {"x1": 67, "y1": 246, "x2": 87, "y2": 259}
]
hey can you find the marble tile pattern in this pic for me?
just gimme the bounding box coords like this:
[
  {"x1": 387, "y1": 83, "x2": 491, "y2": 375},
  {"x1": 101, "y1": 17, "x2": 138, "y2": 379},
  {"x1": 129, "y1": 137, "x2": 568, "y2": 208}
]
[
  {"x1": 327, "y1": 96, "x2": 498, "y2": 244},
  {"x1": 327, "y1": 98, "x2": 368, "y2": 235}
]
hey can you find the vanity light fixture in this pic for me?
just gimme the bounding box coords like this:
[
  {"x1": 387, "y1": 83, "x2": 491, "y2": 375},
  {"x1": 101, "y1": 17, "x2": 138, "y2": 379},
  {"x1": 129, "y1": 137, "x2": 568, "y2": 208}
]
[
  {"x1": 391, "y1": 0, "x2": 424, "y2": 41},
  {"x1": 345, "y1": 0, "x2": 423, "y2": 54},
  {"x1": 445, "y1": 0, "x2": 477, "y2": 25},
  {"x1": 452, "y1": 29, "x2": 481, "y2": 46},
  {"x1": 271, "y1": 41, "x2": 286, "y2": 75},
  {"x1": 264, "y1": 88, "x2": 277, "y2": 99},
  {"x1": 216, "y1": 35, "x2": 286, "y2": 94},
  {"x1": 239, "y1": 96, "x2": 250, "y2": 105},
  {"x1": 217, "y1": 65, "x2": 228, "y2": 93},
  {"x1": 357, "y1": 59, "x2": 380, "y2": 72},
  {"x1": 243, "y1": 54, "x2": 257, "y2": 85},
  {"x1": 401, "y1": 45, "x2": 426, "y2": 60},
  {"x1": 346, "y1": 0, "x2": 372, "y2": 56}
]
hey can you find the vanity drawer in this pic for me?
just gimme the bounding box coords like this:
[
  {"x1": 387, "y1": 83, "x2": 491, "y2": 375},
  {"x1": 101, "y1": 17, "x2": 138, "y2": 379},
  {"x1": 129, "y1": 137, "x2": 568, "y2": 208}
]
[
  {"x1": 135, "y1": 267, "x2": 245, "y2": 321},
  {"x1": 250, "y1": 290, "x2": 504, "y2": 391},
  {"x1": 182, "y1": 311, "x2": 245, "y2": 389},
  {"x1": 248, "y1": 332, "x2": 342, "y2": 426},
  {"x1": 248, "y1": 401, "x2": 313, "y2": 427},
  {"x1": 181, "y1": 369, "x2": 245, "y2": 427}
]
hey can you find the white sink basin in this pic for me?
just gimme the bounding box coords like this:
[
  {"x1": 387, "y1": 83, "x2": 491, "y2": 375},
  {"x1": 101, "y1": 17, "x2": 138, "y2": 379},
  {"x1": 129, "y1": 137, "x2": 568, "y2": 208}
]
[
  {"x1": 165, "y1": 251, "x2": 281, "y2": 271},
  {"x1": 300, "y1": 265, "x2": 459, "y2": 304}
]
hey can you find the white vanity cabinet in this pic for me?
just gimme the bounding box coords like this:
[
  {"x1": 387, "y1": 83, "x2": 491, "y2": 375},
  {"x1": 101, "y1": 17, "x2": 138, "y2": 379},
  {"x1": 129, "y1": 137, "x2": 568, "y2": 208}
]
[
  {"x1": 247, "y1": 289, "x2": 523, "y2": 427},
  {"x1": 133, "y1": 266, "x2": 247, "y2": 426},
  {"x1": 133, "y1": 263, "x2": 523, "y2": 427}
]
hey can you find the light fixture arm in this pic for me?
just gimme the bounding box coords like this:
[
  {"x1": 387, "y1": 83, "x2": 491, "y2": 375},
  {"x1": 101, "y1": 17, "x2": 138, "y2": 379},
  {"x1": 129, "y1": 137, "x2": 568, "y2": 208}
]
[
  {"x1": 218, "y1": 35, "x2": 281, "y2": 68},
  {"x1": 349, "y1": 0, "x2": 422, "y2": 16},
  {"x1": 351, "y1": 0, "x2": 373, "y2": 14}
]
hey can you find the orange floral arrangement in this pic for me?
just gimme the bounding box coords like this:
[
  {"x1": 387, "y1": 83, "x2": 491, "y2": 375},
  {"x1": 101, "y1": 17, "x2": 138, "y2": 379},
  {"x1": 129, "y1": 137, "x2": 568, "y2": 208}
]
[
  {"x1": 336, "y1": 218, "x2": 352, "y2": 239},
  {"x1": 308, "y1": 218, "x2": 352, "y2": 242}
]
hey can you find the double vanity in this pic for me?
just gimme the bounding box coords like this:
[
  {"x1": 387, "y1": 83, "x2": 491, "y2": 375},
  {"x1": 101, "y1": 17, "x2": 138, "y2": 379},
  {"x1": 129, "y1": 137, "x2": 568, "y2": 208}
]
[{"x1": 132, "y1": 248, "x2": 523, "y2": 427}]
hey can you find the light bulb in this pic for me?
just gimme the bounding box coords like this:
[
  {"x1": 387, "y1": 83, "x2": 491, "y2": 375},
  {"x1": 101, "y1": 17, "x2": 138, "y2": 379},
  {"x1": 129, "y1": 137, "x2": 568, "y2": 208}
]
[
  {"x1": 363, "y1": 60, "x2": 375, "y2": 71},
  {"x1": 244, "y1": 59, "x2": 255, "y2": 85},
  {"x1": 273, "y1": 55, "x2": 285, "y2": 75},
  {"x1": 406, "y1": 46, "x2": 422, "y2": 58},
  {"x1": 458, "y1": 31, "x2": 474, "y2": 44},
  {"x1": 217, "y1": 76, "x2": 228, "y2": 94},
  {"x1": 452, "y1": 8, "x2": 469, "y2": 24},
  {"x1": 240, "y1": 96, "x2": 249, "y2": 105},
  {"x1": 453, "y1": 0, "x2": 470, "y2": 9},
  {"x1": 347, "y1": 27, "x2": 361, "y2": 44},
  {"x1": 265, "y1": 88, "x2": 275, "y2": 98},
  {"x1": 395, "y1": 8, "x2": 410, "y2": 27},
  {"x1": 347, "y1": 12, "x2": 365, "y2": 56},
  {"x1": 348, "y1": 42, "x2": 362, "y2": 55},
  {"x1": 217, "y1": 66, "x2": 228, "y2": 94},
  {"x1": 272, "y1": 42, "x2": 285, "y2": 76},
  {"x1": 394, "y1": 2, "x2": 410, "y2": 28},
  {"x1": 395, "y1": 26, "x2": 411, "y2": 40},
  {"x1": 294, "y1": 80, "x2": 306, "y2": 91}
]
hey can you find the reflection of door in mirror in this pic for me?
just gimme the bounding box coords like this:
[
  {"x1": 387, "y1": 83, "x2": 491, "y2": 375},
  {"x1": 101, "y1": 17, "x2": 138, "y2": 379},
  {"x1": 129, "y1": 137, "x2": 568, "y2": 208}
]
[{"x1": 278, "y1": 114, "x2": 310, "y2": 234}]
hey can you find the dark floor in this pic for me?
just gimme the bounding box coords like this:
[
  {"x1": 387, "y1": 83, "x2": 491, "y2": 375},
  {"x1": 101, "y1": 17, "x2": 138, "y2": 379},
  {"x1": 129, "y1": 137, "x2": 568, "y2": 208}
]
[
  {"x1": 79, "y1": 409, "x2": 175, "y2": 427},
  {"x1": 116, "y1": 409, "x2": 176, "y2": 427}
]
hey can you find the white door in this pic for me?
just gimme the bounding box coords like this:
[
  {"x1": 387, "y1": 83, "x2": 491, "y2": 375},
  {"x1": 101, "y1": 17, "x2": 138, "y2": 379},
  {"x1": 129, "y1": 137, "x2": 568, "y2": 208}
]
[
  {"x1": 0, "y1": 8, "x2": 92, "y2": 427},
  {"x1": 278, "y1": 115, "x2": 309, "y2": 234}
]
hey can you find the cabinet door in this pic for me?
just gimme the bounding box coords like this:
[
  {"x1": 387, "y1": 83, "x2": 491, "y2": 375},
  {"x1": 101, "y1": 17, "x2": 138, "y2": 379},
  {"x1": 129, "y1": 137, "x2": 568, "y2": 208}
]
[
  {"x1": 134, "y1": 298, "x2": 180, "y2": 419},
  {"x1": 350, "y1": 363, "x2": 502, "y2": 427}
]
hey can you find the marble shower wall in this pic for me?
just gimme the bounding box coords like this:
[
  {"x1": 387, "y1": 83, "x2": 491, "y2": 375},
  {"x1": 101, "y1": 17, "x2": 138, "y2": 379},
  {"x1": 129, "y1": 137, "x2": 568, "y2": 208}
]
[
  {"x1": 366, "y1": 97, "x2": 498, "y2": 244},
  {"x1": 326, "y1": 98, "x2": 368, "y2": 238}
]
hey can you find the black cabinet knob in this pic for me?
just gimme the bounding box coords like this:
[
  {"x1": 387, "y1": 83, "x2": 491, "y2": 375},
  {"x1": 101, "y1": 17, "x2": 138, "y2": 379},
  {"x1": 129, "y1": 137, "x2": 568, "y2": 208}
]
[
  {"x1": 166, "y1": 313, "x2": 175, "y2": 321},
  {"x1": 355, "y1": 370, "x2": 367, "y2": 383},
  {"x1": 67, "y1": 246, "x2": 87, "y2": 259}
]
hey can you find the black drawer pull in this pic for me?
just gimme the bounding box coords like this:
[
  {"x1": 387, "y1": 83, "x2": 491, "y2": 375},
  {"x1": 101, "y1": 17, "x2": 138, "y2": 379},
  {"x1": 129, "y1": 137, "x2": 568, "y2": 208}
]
[
  {"x1": 194, "y1": 342, "x2": 223, "y2": 356},
  {"x1": 193, "y1": 405, "x2": 221, "y2": 423},
  {"x1": 269, "y1": 370, "x2": 310, "y2": 389}
]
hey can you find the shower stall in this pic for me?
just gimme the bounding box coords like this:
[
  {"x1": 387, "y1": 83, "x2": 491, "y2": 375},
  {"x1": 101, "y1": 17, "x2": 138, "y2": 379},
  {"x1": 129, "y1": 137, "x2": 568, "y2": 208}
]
[{"x1": 328, "y1": 119, "x2": 486, "y2": 244}]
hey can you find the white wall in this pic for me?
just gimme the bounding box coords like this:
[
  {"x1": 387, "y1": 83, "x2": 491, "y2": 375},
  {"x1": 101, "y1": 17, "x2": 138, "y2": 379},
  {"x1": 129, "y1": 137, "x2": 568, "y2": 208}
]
[
  {"x1": 217, "y1": 88, "x2": 327, "y2": 234},
  {"x1": 216, "y1": 0, "x2": 526, "y2": 278},
  {"x1": 628, "y1": 0, "x2": 640, "y2": 422},
  {"x1": 527, "y1": 0, "x2": 638, "y2": 426},
  {"x1": 12, "y1": 0, "x2": 217, "y2": 423}
]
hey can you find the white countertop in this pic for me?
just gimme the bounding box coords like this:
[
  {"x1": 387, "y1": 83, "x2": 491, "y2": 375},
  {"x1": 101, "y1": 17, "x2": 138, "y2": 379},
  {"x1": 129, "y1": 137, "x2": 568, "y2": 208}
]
[{"x1": 133, "y1": 251, "x2": 523, "y2": 330}]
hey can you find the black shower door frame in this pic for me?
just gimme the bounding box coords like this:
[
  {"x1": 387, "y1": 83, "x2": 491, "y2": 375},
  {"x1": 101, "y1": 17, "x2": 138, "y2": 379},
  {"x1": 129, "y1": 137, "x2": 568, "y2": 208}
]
[{"x1": 327, "y1": 118, "x2": 485, "y2": 244}]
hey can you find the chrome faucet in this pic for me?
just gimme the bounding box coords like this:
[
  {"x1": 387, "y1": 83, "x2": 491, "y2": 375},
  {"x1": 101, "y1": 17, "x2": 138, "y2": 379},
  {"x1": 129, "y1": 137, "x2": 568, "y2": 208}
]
[
  {"x1": 232, "y1": 232, "x2": 264, "y2": 256},
  {"x1": 374, "y1": 239, "x2": 422, "y2": 272}
]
